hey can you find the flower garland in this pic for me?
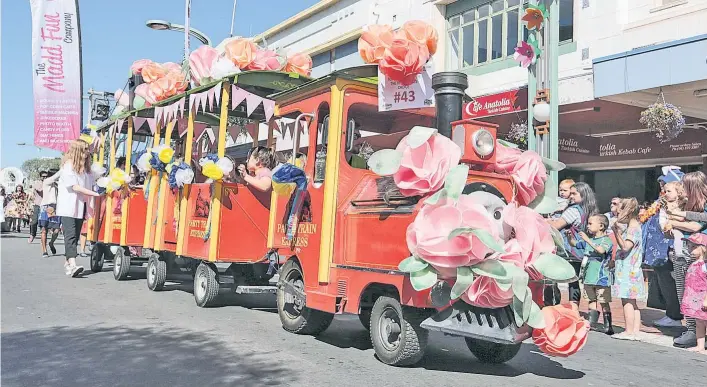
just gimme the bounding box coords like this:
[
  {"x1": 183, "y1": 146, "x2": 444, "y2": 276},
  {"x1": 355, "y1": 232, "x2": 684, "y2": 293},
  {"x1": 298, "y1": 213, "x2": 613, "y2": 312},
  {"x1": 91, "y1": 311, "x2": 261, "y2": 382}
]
[
  {"x1": 198, "y1": 154, "x2": 234, "y2": 183},
  {"x1": 167, "y1": 162, "x2": 194, "y2": 190},
  {"x1": 367, "y1": 126, "x2": 588, "y2": 358},
  {"x1": 96, "y1": 168, "x2": 131, "y2": 195},
  {"x1": 640, "y1": 201, "x2": 661, "y2": 223}
]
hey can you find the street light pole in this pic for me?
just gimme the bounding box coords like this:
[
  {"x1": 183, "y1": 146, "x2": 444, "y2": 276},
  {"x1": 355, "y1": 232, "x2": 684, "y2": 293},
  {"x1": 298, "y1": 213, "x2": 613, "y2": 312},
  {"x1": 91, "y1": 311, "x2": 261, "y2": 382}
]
[{"x1": 230, "y1": 0, "x2": 238, "y2": 37}]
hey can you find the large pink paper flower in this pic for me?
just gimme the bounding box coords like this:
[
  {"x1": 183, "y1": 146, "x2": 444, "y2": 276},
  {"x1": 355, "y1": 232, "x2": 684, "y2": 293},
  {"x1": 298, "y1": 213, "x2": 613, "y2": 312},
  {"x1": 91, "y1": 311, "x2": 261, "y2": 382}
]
[
  {"x1": 130, "y1": 59, "x2": 153, "y2": 76},
  {"x1": 166, "y1": 70, "x2": 188, "y2": 94},
  {"x1": 400, "y1": 20, "x2": 438, "y2": 56},
  {"x1": 394, "y1": 133, "x2": 461, "y2": 196},
  {"x1": 225, "y1": 38, "x2": 258, "y2": 69},
  {"x1": 532, "y1": 304, "x2": 589, "y2": 357},
  {"x1": 284, "y1": 52, "x2": 313, "y2": 76},
  {"x1": 379, "y1": 38, "x2": 429, "y2": 86},
  {"x1": 406, "y1": 196, "x2": 497, "y2": 270},
  {"x1": 114, "y1": 89, "x2": 129, "y2": 107},
  {"x1": 248, "y1": 49, "x2": 286, "y2": 71},
  {"x1": 497, "y1": 239, "x2": 525, "y2": 268},
  {"x1": 485, "y1": 141, "x2": 522, "y2": 174},
  {"x1": 135, "y1": 83, "x2": 156, "y2": 105},
  {"x1": 141, "y1": 62, "x2": 167, "y2": 83},
  {"x1": 358, "y1": 24, "x2": 394, "y2": 63},
  {"x1": 462, "y1": 275, "x2": 514, "y2": 308},
  {"x1": 189, "y1": 46, "x2": 219, "y2": 85},
  {"x1": 512, "y1": 151, "x2": 547, "y2": 205},
  {"x1": 502, "y1": 205, "x2": 554, "y2": 277}
]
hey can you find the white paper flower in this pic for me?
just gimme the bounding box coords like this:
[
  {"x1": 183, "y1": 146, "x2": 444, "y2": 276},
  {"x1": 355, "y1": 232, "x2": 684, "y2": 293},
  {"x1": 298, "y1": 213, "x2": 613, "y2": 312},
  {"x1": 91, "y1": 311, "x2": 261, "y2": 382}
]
[
  {"x1": 216, "y1": 157, "x2": 234, "y2": 174},
  {"x1": 91, "y1": 162, "x2": 107, "y2": 178},
  {"x1": 211, "y1": 56, "x2": 241, "y2": 80},
  {"x1": 96, "y1": 177, "x2": 110, "y2": 188},
  {"x1": 175, "y1": 168, "x2": 194, "y2": 187},
  {"x1": 137, "y1": 152, "x2": 152, "y2": 173}
]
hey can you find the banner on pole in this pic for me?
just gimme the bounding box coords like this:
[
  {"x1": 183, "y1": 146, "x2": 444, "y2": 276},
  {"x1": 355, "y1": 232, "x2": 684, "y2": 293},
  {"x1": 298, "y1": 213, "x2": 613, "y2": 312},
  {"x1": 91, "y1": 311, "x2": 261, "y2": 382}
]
[{"x1": 30, "y1": 0, "x2": 82, "y2": 152}]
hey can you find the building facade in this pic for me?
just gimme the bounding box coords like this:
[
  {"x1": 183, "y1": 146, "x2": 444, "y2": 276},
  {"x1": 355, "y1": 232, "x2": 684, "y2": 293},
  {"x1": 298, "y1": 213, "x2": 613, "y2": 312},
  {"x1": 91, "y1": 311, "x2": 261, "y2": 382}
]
[{"x1": 251, "y1": 0, "x2": 707, "y2": 208}]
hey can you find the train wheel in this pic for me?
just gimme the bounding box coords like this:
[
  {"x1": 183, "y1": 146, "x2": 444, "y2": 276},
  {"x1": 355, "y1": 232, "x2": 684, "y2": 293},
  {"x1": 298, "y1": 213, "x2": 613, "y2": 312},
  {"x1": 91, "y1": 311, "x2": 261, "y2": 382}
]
[
  {"x1": 112, "y1": 248, "x2": 131, "y2": 281},
  {"x1": 359, "y1": 309, "x2": 372, "y2": 331},
  {"x1": 370, "y1": 296, "x2": 429, "y2": 366},
  {"x1": 464, "y1": 338, "x2": 521, "y2": 364},
  {"x1": 146, "y1": 254, "x2": 167, "y2": 291},
  {"x1": 276, "y1": 260, "x2": 333, "y2": 335},
  {"x1": 194, "y1": 262, "x2": 219, "y2": 307},
  {"x1": 89, "y1": 244, "x2": 104, "y2": 273}
]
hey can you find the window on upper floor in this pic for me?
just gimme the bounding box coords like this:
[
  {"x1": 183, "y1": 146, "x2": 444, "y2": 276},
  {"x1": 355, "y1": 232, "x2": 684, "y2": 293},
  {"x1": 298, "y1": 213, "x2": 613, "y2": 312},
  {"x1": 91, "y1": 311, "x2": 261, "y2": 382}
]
[{"x1": 447, "y1": 0, "x2": 574, "y2": 71}]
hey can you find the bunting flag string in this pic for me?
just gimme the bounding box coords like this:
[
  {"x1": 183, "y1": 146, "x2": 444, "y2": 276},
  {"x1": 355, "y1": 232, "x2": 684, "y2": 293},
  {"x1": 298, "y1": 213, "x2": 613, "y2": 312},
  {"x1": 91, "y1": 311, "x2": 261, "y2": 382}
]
[
  {"x1": 155, "y1": 97, "x2": 186, "y2": 127},
  {"x1": 230, "y1": 85, "x2": 275, "y2": 120}
]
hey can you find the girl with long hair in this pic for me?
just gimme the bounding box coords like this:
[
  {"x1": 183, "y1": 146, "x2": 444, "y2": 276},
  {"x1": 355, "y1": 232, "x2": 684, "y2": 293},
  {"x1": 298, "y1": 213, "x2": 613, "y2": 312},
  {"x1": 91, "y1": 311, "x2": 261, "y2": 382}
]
[
  {"x1": 56, "y1": 139, "x2": 103, "y2": 277},
  {"x1": 611, "y1": 197, "x2": 646, "y2": 340},
  {"x1": 548, "y1": 181, "x2": 599, "y2": 310},
  {"x1": 665, "y1": 171, "x2": 707, "y2": 348}
]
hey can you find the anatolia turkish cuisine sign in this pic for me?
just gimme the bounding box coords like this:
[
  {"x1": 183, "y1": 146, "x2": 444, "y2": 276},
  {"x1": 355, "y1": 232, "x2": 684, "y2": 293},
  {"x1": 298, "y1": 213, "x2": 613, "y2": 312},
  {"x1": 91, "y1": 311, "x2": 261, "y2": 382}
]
[
  {"x1": 30, "y1": 0, "x2": 82, "y2": 152},
  {"x1": 463, "y1": 88, "x2": 528, "y2": 119}
]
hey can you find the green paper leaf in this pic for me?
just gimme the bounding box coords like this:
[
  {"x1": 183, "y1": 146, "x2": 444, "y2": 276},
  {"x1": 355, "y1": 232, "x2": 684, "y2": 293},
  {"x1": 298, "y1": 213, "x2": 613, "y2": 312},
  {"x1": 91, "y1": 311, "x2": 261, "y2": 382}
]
[
  {"x1": 424, "y1": 189, "x2": 448, "y2": 205},
  {"x1": 450, "y1": 267, "x2": 474, "y2": 299},
  {"x1": 512, "y1": 271, "x2": 530, "y2": 300},
  {"x1": 406, "y1": 126, "x2": 438, "y2": 149},
  {"x1": 471, "y1": 259, "x2": 508, "y2": 280},
  {"x1": 529, "y1": 183, "x2": 559, "y2": 215},
  {"x1": 367, "y1": 149, "x2": 403, "y2": 176},
  {"x1": 532, "y1": 253, "x2": 578, "y2": 282},
  {"x1": 444, "y1": 164, "x2": 469, "y2": 200},
  {"x1": 497, "y1": 139, "x2": 519, "y2": 149},
  {"x1": 469, "y1": 229, "x2": 505, "y2": 252},
  {"x1": 511, "y1": 291, "x2": 533, "y2": 327},
  {"x1": 410, "y1": 266, "x2": 438, "y2": 291},
  {"x1": 398, "y1": 256, "x2": 428, "y2": 273},
  {"x1": 542, "y1": 157, "x2": 566, "y2": 172},
  {"x1": 550, "y1": 227, "x2": 568, "y2": 256},
  {"x1": 527, "y1": 301, "x2": 546, "y2": 329},
  {"x1": 133, "y1": 96, "x2": 146, "y2": 110},
  {"x1": 497, "y1": 280, "x2": 513, "y2": 292}
]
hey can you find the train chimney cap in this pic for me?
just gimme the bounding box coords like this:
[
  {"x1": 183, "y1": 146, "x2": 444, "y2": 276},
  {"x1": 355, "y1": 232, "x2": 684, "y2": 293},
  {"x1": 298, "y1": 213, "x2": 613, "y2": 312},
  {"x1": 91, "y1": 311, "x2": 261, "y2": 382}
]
[{"x1": 431, "y1": 72, "x2": 468, "y2": 96}]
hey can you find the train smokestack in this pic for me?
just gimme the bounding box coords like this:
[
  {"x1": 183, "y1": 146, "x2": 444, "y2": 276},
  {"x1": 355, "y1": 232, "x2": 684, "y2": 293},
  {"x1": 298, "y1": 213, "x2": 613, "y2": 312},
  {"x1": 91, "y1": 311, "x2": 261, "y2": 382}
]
[{"x1": 431, "y1": 72, "x2": 468, "y2": 138}]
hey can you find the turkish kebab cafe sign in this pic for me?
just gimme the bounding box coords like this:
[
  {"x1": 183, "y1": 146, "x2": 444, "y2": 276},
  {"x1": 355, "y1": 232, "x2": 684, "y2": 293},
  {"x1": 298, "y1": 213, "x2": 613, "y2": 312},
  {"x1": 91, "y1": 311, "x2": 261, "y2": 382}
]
[{"x1": 30, "y1": 0, "x2": 82, "y2": 152}]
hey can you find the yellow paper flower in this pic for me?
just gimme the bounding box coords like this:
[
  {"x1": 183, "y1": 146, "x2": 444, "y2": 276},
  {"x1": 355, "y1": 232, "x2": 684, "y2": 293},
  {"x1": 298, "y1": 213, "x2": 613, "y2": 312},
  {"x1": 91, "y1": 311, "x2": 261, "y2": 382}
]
[
  {"x1": 158, "y1": 147, "x2": 175, "y2": 164},
  {"x1": 202, "y1": 163, "x2": 224, "y2": 181}
]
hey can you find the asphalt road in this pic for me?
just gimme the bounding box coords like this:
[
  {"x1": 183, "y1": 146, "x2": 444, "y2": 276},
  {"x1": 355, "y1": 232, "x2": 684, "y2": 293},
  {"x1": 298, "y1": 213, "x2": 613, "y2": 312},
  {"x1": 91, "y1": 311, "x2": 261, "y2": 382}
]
[{"x1": 2, "y1": 232, "x2": 706, "y2": 387}]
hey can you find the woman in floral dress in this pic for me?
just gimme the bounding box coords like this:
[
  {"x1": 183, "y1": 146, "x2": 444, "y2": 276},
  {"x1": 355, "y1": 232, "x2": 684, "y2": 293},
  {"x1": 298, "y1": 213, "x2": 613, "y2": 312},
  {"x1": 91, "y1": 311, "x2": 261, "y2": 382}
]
[
  {"x1": 5, "y1": 185, "x2": 31, "y2": 232},
  {"x1": 612, "y1": 197, "x2": 646, "y2": 341}
]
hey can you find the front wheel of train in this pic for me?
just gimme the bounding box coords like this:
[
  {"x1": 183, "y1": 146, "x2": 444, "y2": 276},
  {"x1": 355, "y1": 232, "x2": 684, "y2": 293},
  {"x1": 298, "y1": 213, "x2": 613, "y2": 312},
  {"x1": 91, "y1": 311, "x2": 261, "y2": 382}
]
[
  {"x1": 146, "y1": 254, "x2": 167, "y2": 291},
  {"x1": 370, "y1": 296, "x2": 430, "y2": 367},
  {"x1": 193, "y1": 262, "x2": 219, "y2": 307},
  {"x1": 464, "y1": 338, "x2": 522, "y2": 364},
  {"x1": 112, "y1": 248, "x2": 131, "y2": 281},
  {"x1": 89, "y1": 244, "x2": 105, "y2": 273},
  {"x1": 276, "y1": 260, "x2": 333, "y2": 335}
]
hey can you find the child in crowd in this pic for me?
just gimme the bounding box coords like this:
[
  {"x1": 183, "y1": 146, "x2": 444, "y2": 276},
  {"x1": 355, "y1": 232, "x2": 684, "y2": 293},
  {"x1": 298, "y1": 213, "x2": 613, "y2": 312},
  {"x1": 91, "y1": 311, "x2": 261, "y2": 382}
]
[
  {"x1": 238, "y1": 146, "x2": 277, "y2": 192},
  {"x1": 552, "y1": 179, "x2": 574, "y2": 219},
  {"x1": 612, "y1": 197, "x2": 646, "y2": 341},
  {"x1": 681, "y1": 233, "x2": 707, "y2": 354},
  {"x1": 660, "y1": 181, "x2": 688, "y2": 258},
  {"x1": 572, "y1": 214, "x2": 615, "y2": 334}
]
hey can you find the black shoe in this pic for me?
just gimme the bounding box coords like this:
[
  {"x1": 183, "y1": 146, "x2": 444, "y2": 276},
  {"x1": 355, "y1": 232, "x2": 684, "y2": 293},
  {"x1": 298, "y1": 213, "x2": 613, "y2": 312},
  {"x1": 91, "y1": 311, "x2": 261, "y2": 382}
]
[
  {"x1": 42, "y1": 252, "x2": 49, "y2": 258},
  {"x1": 603, "y1": 312, "x2": 614, "y2": 335}
]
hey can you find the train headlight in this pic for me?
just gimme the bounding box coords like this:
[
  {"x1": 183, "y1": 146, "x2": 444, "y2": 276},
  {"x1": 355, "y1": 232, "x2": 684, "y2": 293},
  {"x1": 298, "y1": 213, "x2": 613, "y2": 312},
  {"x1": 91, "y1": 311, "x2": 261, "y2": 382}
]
[{"x1": 472, "y1": 129, "x2": 495, "y2": 158}]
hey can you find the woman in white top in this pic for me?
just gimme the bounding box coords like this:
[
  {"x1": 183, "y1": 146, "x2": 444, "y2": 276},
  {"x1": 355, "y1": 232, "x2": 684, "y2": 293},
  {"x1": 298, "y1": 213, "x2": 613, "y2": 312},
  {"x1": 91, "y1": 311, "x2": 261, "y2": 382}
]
[
  {"x1": 56, "y1": 139, "x2": 102, "y2": 277},
  {"x1": 39, "y1": 169, "x2": 62, "y2": 257}
]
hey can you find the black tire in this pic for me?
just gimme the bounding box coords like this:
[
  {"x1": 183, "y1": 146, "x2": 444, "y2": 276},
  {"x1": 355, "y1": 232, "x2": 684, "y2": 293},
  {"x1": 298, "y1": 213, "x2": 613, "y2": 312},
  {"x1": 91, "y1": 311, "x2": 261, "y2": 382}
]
[
  {"x1": 89, "y1": 244, "x2": 104, "y2": 273},
  {"x1": 194, "y1": 262, "x2": 219, "y2": 307},
  {"x1": 370, "y1": 296, "x2": 430, "y2": 366},
  {"x1": 112, "y1": 247, "x2": 131, "y2": 281},
  {"x1": 146, "y1": 254, "x2": 167, "y2": 291},
  {"x1": 464, "y1": 338, "x2": 522, "y2": 364},
  {"x1": 276, "y1": 260, "x2": 333, "y2": 335},
  {"x1": 359, "y1": 308, "x2": 372, "y2": 330}
]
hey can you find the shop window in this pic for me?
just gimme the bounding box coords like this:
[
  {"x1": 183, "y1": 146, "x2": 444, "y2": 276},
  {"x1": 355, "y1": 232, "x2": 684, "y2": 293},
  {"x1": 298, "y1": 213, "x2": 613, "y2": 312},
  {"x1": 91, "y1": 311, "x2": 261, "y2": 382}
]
[
  {"x1": 314, "y1": 104, "x2": 330, "y2": 185},
  {"x1": 447, "y1": 0, "x2": 574, "y2": 70}
]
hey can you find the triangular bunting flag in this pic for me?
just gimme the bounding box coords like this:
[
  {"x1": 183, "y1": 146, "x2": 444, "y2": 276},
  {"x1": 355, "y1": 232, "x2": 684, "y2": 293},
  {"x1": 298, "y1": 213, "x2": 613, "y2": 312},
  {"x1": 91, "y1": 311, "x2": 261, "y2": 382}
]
[
  {"x1": 214, "y1": 82, "x2": 222, "y2": 108},
  {"x1": 227, "y1": 125, "x2": 241, "y2": 142},
  {"x1": 231, "y1": 85, "x2": 248, "y2": 110},
  {"x1": 133, "y1": 117, "x2": 147, "y2": 133},
  {"x1": 116, "y1": 118, "x2": 126, "y2": 138},
  {"x1": 178, "y1": 97, "x2": 186, "y2": 118},
  {"x1": 146, "y1": 118, "x2": 157, "y2": 135},
  {"x1": 177, "y1": 117, "x2": 189, "y2": 137},
  {"x1": 193, "y1": 123, "x2": 208, "y2": 143},
  {"x1": 262, "y1": 99, "x2": 275, "y2": 121},
  {"x1": 245, "y1": 122, "x2": 258, "y2": 141},
  {"x1": 207, "y1": 87, "x2": 216, "y2": 112},
  {"x1": 245, "y1": 93, "x2": 262, "y2": 117}
]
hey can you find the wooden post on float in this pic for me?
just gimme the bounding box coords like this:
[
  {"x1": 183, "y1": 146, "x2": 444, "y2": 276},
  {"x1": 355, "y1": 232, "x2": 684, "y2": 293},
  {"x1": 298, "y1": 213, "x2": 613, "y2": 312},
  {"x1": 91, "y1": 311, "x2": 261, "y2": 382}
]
[
  {"x1": 208, "y1": 81, "x2": 230, "y2": 262},
  {"x1": 120, "y1": 117, "x2": 134, "y2": 246},
  {"x1": 176, "y1": 104, "x2": 196, "y2": 256},
  {"x1": 153, "y1": 120, "x2": 176, "y2": 251},
  {"x1": 103, "y1": 127, "x2": 117, "y2": 243},
  {"x1": 143, "y1": 122, "x2": 162, "y2": 248}
]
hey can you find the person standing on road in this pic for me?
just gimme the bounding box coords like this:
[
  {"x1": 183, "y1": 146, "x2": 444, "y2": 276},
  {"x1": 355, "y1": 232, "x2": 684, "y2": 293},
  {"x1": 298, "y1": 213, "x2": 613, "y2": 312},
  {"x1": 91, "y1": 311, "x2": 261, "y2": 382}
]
[
  {"x1": 56, "y1": 139, "x2": 102, "y2": 277},
  {"x1": 28, "y1": 173, "x2": 44, "y2": 243},
  {"x1": 666, "y1": 171, "x2": 707, "y2": 348},
  {"x1": 680, "y1": 233, "x2": 707, "y2": 354},
  {"x1": 38, "y1": 168, "x2": 62, "y2": 257},
  {"x1": 548, "y1": 182, "x2": 599, "y2": 310}
]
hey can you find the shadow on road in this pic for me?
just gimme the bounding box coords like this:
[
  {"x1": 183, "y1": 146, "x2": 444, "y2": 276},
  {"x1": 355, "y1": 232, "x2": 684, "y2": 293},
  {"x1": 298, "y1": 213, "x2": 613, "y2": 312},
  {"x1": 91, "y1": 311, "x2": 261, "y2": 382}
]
[{"x1": 1, "y1": 325, "x2": 296, "y2": 387}]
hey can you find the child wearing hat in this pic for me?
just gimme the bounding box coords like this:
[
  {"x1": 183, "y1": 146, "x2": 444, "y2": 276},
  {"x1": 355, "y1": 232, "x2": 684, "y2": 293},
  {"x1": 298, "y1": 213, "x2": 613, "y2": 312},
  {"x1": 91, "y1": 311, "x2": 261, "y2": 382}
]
[{"x1": 681, "y1": 233, "x2": 707, "y2": 354}]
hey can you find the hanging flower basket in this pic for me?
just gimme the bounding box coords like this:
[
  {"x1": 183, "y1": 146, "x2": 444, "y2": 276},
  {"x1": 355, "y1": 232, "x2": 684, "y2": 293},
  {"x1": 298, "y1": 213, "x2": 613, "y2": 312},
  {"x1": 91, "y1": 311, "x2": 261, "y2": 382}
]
[
  {"x1": 505, "y1": 122, "x2": 528, "y2": 150},
  {"x1": 639, "y1": 103, "x2": 685, "y2": 143}
]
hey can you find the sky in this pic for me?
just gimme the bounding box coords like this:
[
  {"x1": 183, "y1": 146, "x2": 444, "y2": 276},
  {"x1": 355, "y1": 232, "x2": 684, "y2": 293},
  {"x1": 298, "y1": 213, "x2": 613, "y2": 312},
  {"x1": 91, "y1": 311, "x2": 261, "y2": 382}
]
[{"x1": 0, "y1": 0, "x2": 319, "y2": 168}]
